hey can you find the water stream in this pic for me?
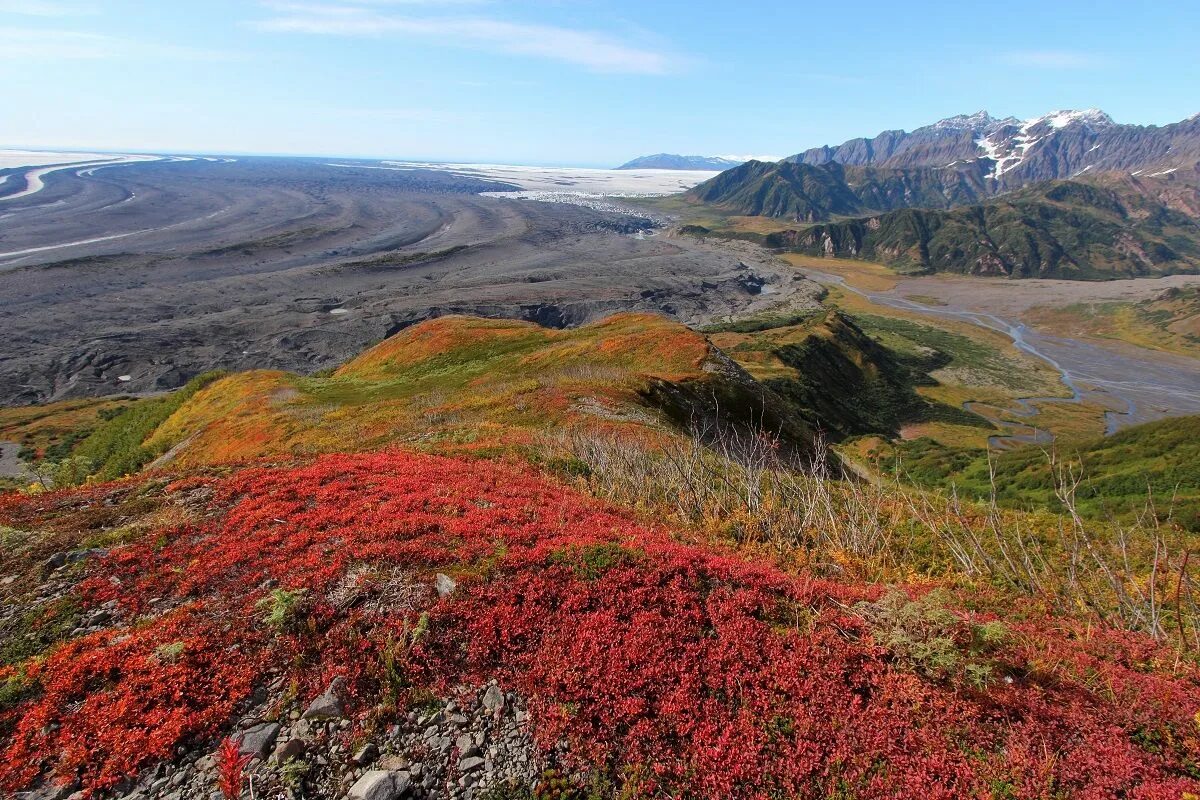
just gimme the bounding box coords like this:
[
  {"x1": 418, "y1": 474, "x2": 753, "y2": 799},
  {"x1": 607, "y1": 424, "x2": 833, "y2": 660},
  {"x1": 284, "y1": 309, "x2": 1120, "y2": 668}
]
[{"x1": 800, "y1": 267, "x2": 1200, "y2": 448}]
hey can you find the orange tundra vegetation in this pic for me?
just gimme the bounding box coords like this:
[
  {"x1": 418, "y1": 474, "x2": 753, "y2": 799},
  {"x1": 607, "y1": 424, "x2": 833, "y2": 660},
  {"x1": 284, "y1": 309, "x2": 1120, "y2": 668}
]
[{"x1": 139, "y1": 314, "x2": 725, "y2": 469}]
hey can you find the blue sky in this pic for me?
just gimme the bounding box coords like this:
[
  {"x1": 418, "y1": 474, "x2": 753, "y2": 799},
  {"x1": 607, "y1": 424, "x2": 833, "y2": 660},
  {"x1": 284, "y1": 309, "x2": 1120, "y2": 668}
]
[{"x1": 2, "y1": 0, "x2": 1197, "y2": 166}]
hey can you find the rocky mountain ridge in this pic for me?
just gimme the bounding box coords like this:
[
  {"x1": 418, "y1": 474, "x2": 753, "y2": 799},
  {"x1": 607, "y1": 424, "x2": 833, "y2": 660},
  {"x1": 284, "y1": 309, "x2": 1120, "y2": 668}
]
[{"x1": 786, "y1": 109, "x2": 1200, "y2": 191}]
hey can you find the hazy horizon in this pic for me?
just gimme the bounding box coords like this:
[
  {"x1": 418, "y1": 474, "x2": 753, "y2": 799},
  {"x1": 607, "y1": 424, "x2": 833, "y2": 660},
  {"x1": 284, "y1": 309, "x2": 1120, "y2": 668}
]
[{"x1": 2, "y1": 0, "x2": 1198, "y2": 166}]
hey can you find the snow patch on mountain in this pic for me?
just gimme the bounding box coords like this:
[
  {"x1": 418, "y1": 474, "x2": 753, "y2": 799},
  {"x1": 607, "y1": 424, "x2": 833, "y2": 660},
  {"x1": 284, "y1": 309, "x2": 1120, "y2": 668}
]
[
  {"x1": 1032, "y1": 109, "x2": 1115, "y2": 130},
  {"x1": 972, "y1": 109, "x2": 1116, "y2": 179}
]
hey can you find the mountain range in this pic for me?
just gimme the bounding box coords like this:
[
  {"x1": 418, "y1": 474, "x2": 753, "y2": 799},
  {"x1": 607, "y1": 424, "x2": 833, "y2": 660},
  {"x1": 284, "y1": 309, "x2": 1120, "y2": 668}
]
[
  {"x1": 683, "y1": 109, "x2": 1200, "y2": 278},
  {"x1": 758, "y1": 178, "x2": 1200, "y2": 278},
  {"x1": 785, "y1": 109, "x2": 1200, "y2": 189},
  {"x1": 616, "y1": 153, "x2": 745, "y2": 170}
]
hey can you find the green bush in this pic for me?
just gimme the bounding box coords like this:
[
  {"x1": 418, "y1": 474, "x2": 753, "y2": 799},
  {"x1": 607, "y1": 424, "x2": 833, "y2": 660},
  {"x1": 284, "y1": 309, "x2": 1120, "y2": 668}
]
[{"x1": 70, "y1": 371, "x2": 225, "y2": 482}]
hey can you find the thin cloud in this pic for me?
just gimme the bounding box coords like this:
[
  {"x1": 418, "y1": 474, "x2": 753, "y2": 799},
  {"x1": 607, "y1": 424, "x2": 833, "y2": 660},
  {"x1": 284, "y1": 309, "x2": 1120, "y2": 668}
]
[
  {"x1": 0, "y1": 26, "x2": 237, "y2": 60},
  {"x1": 1000, "y1": 50, "x2": 1109, "y2": 69},
  {"x1": 0, "y1": 0, "x2": 93, "y2": 15},
  {"x1": 338, "y1": 106, "x2": 476, "y2": 123},
  {"x1": 251, "y1": 2, "x2": 680, "y2": 74}
]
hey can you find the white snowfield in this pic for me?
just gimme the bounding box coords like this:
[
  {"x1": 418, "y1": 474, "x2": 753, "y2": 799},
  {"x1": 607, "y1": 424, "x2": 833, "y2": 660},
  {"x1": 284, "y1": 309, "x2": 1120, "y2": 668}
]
[{"x1": 339, "y1": 160, "x2": 715, "y2": 196}]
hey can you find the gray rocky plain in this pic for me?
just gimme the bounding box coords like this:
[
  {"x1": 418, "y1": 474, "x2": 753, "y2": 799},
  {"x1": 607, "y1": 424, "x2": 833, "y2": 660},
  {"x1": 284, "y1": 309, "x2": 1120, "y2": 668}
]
[{"x1": 0, "y1": 157, "x2": 822, "y2": 406}]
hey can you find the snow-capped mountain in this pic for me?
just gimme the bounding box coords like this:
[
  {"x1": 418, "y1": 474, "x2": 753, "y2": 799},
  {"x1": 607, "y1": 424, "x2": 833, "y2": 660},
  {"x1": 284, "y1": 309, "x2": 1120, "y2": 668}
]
[{"x1": 787, "y1": 109, "x2": 1200, "y2": 189}]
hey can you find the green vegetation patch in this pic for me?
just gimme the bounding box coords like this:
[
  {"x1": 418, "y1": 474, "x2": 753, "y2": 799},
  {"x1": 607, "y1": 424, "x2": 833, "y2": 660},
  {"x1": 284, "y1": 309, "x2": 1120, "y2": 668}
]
[
  {"x1": 0, "y1": 595, "x2": 83, "y2": 667},
  {"x1": 548, "y1": 542, "x2": 644, "y2": 581},
  {"x1": 70, "y1": 371, "x2": 227, "y2": 481},
  {"x1": 760, "y1": 312, "x2": 988, "y2": 438},
  {"x1": 852, "y1": 314, "x2": 1035, "y2": 393},
  {"x1": 874, "y1": 415, "x2": 1200, "y2": 531}
]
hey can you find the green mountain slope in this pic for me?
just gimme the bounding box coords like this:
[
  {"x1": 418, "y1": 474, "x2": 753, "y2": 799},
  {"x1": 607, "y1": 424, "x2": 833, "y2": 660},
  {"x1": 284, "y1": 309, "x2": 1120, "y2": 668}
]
[
  {"x1": 875, "y1": 414, "x2": 1200, "y2": 531},
  {"x1": 761, "y1": 180, "x2": 1200, "y2": 278},
  {"x1": 684, "y1": 160, "x2": 989, "y2": 221}
]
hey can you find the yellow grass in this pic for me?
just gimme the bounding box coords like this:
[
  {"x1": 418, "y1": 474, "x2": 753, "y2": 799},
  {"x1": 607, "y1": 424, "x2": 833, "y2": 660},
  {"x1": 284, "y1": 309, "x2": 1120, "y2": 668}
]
[
  {"x1": 0, "y1": 396, "x2": 135, "y2": 458},
  {"x1": 780, "y1": 254, "x2": 900, "y2": 292}
]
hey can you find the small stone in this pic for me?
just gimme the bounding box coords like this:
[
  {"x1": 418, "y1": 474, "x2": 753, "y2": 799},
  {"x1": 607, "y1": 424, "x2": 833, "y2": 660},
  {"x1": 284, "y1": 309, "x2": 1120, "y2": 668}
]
[
  {"x1": 480, "y1": 685, "x2": 504, "y2": 713},
  {"x1": 303, "y1": 676, "x2": 347, "y2": 720},
  {"x1": 455, "y1": 734, "x2": 480, "y2": 758},
  {"x1": 237, "y1": 722, "x2": 281, "y2": 760},
  {"x1": 435, "y1": 573, "x2": 457, "y2": 597},
  {"x1": 353, "y1": 743, "x2": 380, "y2": 766},
  {"x1": 273, "y1": 737, "x2": 306, "y2": 763},
  {"x1": 458, "y1": 756, "x2": 485, "y2": 773},
  {"x1": 378, "y1": 755, "x2": 409, "y2": 771}
]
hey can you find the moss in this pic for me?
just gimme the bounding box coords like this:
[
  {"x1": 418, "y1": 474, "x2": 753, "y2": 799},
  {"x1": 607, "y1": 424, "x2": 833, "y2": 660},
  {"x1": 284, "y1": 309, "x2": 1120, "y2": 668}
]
[
  {"x1": 0, "y1": 596, "x2": 84, "y2": 666},
  {"x1": 256, "y1": 588, "x2": 309, "y2": 632},
  {"x1": 548, "y1": 543, "x2": 644, "y2": 581}
]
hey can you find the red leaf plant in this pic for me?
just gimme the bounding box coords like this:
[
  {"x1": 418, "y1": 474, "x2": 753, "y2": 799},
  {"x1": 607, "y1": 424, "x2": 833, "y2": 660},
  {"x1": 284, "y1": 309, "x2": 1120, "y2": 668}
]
[
  {"x1": 1, "y1": 450, "x2": 1199, "y2": 799},
  {"x1": 215, "y1": 736, "x2": 252, "y2": 799}
]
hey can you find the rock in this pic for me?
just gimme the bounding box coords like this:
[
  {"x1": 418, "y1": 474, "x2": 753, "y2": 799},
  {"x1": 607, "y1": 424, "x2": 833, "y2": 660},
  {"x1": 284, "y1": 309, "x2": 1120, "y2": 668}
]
[
  {"x1": 237, "y1": 722, "x2": 281, "y2": 760},
  {"x1": 378, "y1": 755, "x2": 409, "y2": 771},
  {"x1": 348, "y1": 770, "x2": 412, "y2": 800},
  {"x1": 273, "y1": 737, "x2": 306, "y2": 763},
  {"x1": 43, "y1": 552, "x2": 68, "y2": 572},
  {"x1": 303, "y1": 676, "x2": 347, "y2": 720},
  {"x1": 455, "y1": 734, "x2": 480, "y2": 758},
  {"x1": 480, "y1": 684, "x2": 504, "y2": 713},
  {"x1": 434, "y1": 573, "x2": 457, "y2": 597},
  {"x1": 458, "y1": 756, "x2": 485, "y2": 773},
  {"x1": 353, "y1": 743, "x2": 380, "y2": 766}
]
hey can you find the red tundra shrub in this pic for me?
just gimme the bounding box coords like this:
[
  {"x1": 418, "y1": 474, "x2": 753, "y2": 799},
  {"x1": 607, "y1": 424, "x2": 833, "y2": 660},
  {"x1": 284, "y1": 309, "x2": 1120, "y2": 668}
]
[
  {"x1": 3, "y1": 450, "x2": 1200, "y2": 798},
  {"x1": 0, "y1": 606, "x2": 260, "y2": 794}
]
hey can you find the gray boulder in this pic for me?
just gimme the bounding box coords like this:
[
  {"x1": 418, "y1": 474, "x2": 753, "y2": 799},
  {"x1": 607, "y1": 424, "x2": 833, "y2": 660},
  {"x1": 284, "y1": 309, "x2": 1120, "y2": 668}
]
[
  {"x1": 237, "y1": 722, "x2": 281, "y2": 760},
  {"x1": 348, "y1": 770, "x2": 412, "y2": 800},
  {"x1": 303, "y1": 676, "x2": 347, "y2": 720}
]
